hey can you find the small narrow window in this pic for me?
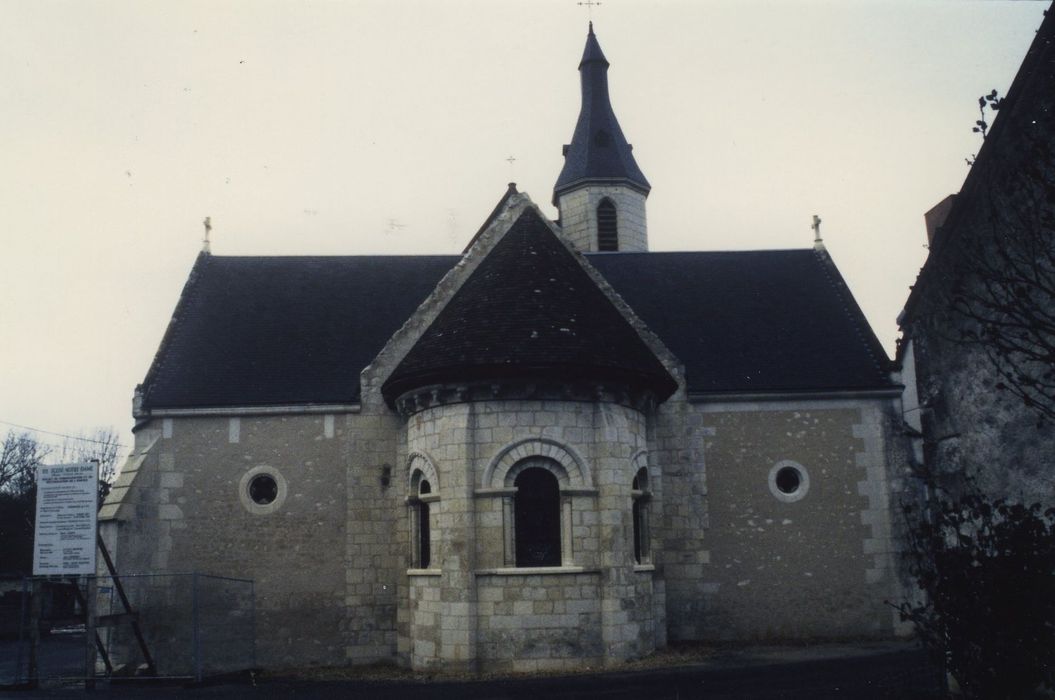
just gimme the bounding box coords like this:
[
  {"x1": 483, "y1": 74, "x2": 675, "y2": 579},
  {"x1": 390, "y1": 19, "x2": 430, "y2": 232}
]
[
  {"x1": 417, "y1": 480, "x2": 431, "y2": 568},
  {"x1": 631, "y1": 467, "x2": 650, "y2": 564},
  {"x1": 514, "y1": 468, "x2": 561, "y2": 567},
  {"x1": 597, "y1": 198, "x2": 618, "y2": 251}
]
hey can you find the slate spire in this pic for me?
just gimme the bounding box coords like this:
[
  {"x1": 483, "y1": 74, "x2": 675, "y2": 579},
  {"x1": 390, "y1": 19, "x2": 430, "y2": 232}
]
[{"x1": 553, "y1": 23, "x2": 650, "y2": 205}]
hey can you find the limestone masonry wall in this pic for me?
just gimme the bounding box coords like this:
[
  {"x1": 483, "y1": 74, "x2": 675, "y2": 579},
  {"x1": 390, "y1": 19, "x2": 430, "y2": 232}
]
[{"x1": 658, "y1": 398, "x2": 907, "y2": 641}]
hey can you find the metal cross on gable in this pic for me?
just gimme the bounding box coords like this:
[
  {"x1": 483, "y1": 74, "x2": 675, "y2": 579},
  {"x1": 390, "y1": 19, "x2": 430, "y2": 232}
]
[{"x1": 578, "y1": 0, "x2": 602, "y2": 20}]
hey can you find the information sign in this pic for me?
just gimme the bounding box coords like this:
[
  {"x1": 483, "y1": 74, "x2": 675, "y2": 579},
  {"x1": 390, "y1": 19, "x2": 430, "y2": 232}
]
[{"x1": 33, "y1": 462, "x2": 98, "y2": 575}]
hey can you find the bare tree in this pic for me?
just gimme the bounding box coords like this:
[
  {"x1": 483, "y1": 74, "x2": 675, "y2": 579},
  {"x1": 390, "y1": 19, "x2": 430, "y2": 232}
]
[
  {"x1": 0, "y1": 428, "x2": 123, "y2": 573},
  {"x1": 57, "y1": 428, "x2": 123, "y2": 502},
  {"x1": 0, "y1": 431, "x2": 50, "y2": 496}
]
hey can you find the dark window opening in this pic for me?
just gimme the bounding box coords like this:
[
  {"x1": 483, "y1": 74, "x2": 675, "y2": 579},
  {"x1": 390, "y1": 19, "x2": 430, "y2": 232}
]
[
  {"x1": 248, "y1": 474, "x2": 278, "y2": 505},
  {"x1": 514, "y1": 468, "x2": 561, "y2": 567},
  {"x1": 632, "y1": 499, "x2": 643, "y2": 563},
  {"x1": 597, "y1": 198, "x2": 618, "y2": 251},
  {"x1": 775, "y1": 466, "x2": 801, "y2": 494},
  {"x1": 417, "y1": 479, "x2": 431, "y2": 568},
  {"x1": 632, "y1": 467, "x2": 649, "y2": 564}
]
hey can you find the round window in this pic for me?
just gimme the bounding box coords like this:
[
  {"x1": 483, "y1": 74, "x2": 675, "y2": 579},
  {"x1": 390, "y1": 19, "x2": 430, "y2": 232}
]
[
  {"x1": 775, "y1": 466, "x2": 801, "y2": 494},
  {"x1": 238, "y1": 466, "x2": 287, "y2": 514},
  {"x1": 768, "y1": 460, "x2": 810, "y2": 503},
  {"x1": 248, "y1": 474, "x2": 278, "y2": 505}
]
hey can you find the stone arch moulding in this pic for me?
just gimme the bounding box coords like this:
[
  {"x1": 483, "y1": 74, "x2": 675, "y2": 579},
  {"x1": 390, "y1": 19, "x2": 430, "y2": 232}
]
[
  {"x1": 483, "y1": 438, "x2": 592, "y2": 490},
  {"x1": 631, "y1": 450, "x2": 652, "y2": 486},
  {"x1": 407, "y1": 451, "x2": 440, "y2": 494}
]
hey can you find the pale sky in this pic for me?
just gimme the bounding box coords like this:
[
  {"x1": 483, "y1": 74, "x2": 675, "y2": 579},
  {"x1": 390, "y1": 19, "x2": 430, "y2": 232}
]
[{"x1": 0, "y1": 0, "x2": 1047, "y2": 462}]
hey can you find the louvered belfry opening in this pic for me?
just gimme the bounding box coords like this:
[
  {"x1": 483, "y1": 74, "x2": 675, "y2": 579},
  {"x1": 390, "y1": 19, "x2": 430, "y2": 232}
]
[{"x1": 597, "y1": 198, "x2": 618, "y2": 251}]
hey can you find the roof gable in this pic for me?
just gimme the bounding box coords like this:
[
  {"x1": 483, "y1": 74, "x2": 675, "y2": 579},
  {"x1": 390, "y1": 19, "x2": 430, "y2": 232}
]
[{"x1": 382, "y1": 206, "x2": 678, "y2": 405}]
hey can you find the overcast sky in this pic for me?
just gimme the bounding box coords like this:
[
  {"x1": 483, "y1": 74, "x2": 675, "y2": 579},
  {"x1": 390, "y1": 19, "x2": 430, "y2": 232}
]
[{"x1": 0, "y1": 0, "x2": 1047, "y2": 462}]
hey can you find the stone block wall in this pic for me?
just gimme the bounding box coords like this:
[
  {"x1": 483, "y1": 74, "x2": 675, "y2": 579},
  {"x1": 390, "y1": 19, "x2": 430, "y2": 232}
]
[
  {"x1": 105, "y1": 412, "x2": 357, "y2": 668},
  {"x1": 476, "y1": 572, "x2": 603, "y2": 673},
  {"x1": 657, "y1": 397, "x2": 907, "y2": 641},
  {"x1": 395, "y1": 397, "x2": 659, "y2": 671}
]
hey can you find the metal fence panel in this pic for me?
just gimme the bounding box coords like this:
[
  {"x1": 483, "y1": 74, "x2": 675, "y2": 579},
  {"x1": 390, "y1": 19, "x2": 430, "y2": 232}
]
[{"x1": 2, "y1": 572, "x2": 254, "y2": 685}]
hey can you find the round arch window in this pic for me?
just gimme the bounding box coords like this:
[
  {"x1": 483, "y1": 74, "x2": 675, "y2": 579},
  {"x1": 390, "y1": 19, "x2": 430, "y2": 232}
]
[
  {"x1": 768, "y1": 460, "x2": 810, "y2": 503},
  {"x1": 239, "y1": 466, "x2": 288, "y2": 514}
]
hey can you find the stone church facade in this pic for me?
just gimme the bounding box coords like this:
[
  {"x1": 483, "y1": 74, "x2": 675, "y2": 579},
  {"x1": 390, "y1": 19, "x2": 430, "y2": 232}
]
[{"x1": 100, "y1": 25, "x2": 912, "y2": 672}]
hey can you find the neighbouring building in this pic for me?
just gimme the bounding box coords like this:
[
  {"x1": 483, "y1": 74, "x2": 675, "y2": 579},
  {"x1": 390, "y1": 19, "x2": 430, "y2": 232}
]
[
  {"x1": 100, "y1": 23, "x2": 913, "y2": 673},
  {"x1": 898, "y1": 7, "x2": 1054, "y2": 506}
]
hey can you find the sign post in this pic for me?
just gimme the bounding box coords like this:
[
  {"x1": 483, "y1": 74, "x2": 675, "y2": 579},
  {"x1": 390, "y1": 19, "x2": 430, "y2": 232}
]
[
  {"x1": 33, "y1": 462, "x2": 98, "y2": 576},
  {"x1": 32, "y1": 462, "x2": 99, "y2": 687}
]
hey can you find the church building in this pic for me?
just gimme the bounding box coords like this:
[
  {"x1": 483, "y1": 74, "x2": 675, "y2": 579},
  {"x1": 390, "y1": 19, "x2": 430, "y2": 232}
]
[{"x1": 100, "y1": 24, "x2": 911, "y2": 673}]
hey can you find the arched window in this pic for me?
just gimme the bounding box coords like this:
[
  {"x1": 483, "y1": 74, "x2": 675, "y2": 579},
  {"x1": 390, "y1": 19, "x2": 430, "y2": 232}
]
[
  {"x1": 597, "y1": 198, "x2": 618, "y2": 251},
  {"x1": 514, "y1": 467, "x2": 561, "y2": 567},
  {"x1": 409, "y1": 467, "x2": 436, "y2": 569},
  {"x1": 631, "y1": 467, "x2": 650, "y2": 564},
  {"x1": 417, "y1": 479, "x2": 432, "y2": 568}
]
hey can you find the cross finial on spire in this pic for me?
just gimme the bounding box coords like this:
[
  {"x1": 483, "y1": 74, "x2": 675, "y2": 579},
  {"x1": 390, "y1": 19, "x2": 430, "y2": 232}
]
[
  {"x1": 202, "y1": 216, "x2": 212, "y2": 254},
  {"x1": 578, "y1": 0, "x2": 601, "y2": 22},
  {"x1": 812, "y1": 214, "x2": 825, "y2": 249}
]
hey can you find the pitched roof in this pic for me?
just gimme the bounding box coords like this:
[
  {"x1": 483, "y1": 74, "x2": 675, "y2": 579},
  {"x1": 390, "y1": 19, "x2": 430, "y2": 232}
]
[
  {"x1": 140, "y1": 253, "x2": 457, "y2": 410},
  {"x1": 382, "y1": 208, "x2": 678, "y2": 404},
  {"x1": 140, "y1": 245, "x2": 892, "y2": 412},
  {"x1": 588, "y1": 249, "x2": 892, "y2": 394},
  {"x1": 553, "y1": 23, "x2": 650, "y2": 204}
]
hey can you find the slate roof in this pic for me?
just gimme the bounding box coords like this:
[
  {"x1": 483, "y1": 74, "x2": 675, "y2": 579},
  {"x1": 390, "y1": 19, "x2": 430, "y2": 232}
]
[
  {"x1": 588, "y1": 250, "x2": 891, "y2": 394},
  {"x1": 382, "y1": 209, "x2": 679, "y2": 404},
  {"x1": 553, "y1": 23, "x2": 650, "y2": 204},
  {"x1": 140, "y1": 254, "x2": 457, "y2": 410},
  {"x1": 140, "y1": 244, "x2": 892, "y2": 412}
]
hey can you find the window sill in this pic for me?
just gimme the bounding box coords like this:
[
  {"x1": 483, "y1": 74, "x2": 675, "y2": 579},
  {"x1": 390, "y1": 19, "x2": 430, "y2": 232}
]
[
  {"x1": 474, "y1": 566, "x2": 599, "y2": 576},
  {"x1": 633, "y1": 564, "x2": 656, "y2": 573},
  {"x1": 406, "y1": 568, "x2": 442, "y2": 577}
]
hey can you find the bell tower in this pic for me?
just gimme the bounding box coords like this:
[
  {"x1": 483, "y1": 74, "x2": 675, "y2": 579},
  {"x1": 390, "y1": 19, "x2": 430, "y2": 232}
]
[{"x1": 554, "y1": 23, "x2": 650, "y2": 253}]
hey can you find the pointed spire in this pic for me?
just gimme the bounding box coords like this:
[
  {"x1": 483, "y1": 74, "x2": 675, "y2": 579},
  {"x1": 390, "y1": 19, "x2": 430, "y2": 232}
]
[
  {"x1": 554, "y1": 24, "x2": 650, "y2": 205},
  {"x1": 580, "y1": 21, "x2": 608, "y2": 67}
]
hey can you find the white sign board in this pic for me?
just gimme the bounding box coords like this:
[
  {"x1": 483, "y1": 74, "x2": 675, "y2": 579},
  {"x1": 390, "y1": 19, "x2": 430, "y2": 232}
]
[{"x1": 33, "y1": 462, "x2": 98, "y2": 575}]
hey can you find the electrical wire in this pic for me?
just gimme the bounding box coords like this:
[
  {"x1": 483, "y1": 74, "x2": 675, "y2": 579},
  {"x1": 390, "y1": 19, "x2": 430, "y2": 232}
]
[{"x1": 0, "y1": 419, "x2": 129, "y2": 449}]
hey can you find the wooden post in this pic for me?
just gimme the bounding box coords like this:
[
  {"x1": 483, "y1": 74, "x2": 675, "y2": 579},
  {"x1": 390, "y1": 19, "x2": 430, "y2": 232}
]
[
  {"x1": 96, "y1": 533, "x2": 156, "y2": 675},
  {"x1": 27, "y1": 578, "x2": 42, "y2": 689},
  {"x1": 84, "y1": 575, "x2": 97, "y2": 690}
]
